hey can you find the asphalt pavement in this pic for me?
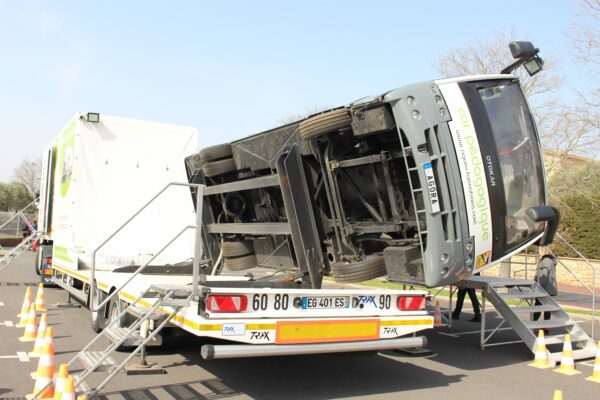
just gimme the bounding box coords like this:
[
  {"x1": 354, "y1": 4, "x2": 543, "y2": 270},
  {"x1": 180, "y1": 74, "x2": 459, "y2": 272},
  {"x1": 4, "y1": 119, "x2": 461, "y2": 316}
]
[{"x1": 0, "y1": 252, "x2": 599, "y2": 400}]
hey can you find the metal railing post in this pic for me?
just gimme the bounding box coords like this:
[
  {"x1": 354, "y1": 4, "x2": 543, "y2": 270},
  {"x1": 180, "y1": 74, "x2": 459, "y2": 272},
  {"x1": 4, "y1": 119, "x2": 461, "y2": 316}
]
[{"x1": 192, "y1": 185, "x2": 205, "y2": 299}]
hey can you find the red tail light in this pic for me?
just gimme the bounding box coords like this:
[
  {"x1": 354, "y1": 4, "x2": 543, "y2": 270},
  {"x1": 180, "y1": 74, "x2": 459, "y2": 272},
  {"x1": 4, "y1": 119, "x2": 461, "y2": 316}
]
[
  {"x1": 397, "y1": 296, "x2": 426, "y2": 311},
  {"x1": 206, "y1": 295, "x2": 248, "y2": 312},
  {"x1": 44, "y1": 257, "x2": 53, "y2": 276}
]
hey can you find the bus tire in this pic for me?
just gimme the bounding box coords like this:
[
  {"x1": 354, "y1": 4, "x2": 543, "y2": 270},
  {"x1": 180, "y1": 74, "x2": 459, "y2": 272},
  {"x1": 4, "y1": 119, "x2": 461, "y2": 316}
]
[
  {"x1": 200, "y1": 143, "x2": 233, "y2": 163},
  {"x1": 223, "y1": 253, "x2": 257, "y2": 271},
  {"x1": 222, "y1": 240, "x2": 254, "y2": 258},
  {"x1": 331, "y1": 256, "x2": 387, "y2": 283},
  {"x1": 298, "y1": 109, "x2": 352, "y2": 140},
  {"x1": 90, "y1": 288, "x2": 108, "y2": 333},
  {"x1": 202, "y1": 158, "x2": 236, "y2": 177}
]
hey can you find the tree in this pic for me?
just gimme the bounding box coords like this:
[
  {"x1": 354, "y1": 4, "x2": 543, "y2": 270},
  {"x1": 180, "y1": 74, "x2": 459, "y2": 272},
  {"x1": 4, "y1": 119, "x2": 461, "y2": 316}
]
[
  {"x1": 570, "y1": 0, "x2": 600, "y2": 159},
  {"x1": 0, "y1": 183, "x2": 12, "y2": 212},
  {"x1": 0, "y1": 182, "x2": 34, "y2": 212},
  {"x1": 12, "y1": 158, "x2": 42, "y2": 196}
]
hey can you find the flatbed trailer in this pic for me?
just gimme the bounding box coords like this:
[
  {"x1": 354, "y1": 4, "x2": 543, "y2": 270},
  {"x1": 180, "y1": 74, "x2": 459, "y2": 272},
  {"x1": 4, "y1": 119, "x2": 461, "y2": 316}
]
[{"x1": 50, "y1": 263, "x2": 431, "y2": 357}]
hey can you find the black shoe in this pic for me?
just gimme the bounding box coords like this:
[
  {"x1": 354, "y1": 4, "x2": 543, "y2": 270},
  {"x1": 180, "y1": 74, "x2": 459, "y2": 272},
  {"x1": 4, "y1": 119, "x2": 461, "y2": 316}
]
[
  {"x1": 469, "y1": 314, "x2": 481, "y2": 323},
  {"x1": 451, "y1": 312, "x2": 460, "y2": 320}
]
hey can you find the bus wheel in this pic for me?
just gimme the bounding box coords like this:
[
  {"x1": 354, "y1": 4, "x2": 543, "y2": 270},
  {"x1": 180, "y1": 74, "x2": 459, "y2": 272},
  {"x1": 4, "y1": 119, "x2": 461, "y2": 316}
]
[
  {"x1": 222, "y1": 240, "x2": 254, "y2": 258},
  {"x1": 299, "y1": 109, "x2": 352, "y2": 140},
  {"x1": 200, "y1": 143, "x2": 233, "y2": 163},
  {"x1": 90, "y1": 287, "x2": 108, "y2": 333},
  {"x1": 223, "y1": 253, "x2": 257, "y2": 271},
  {"x1": 331, "y1": 256, "x2": 387, "y2": 283},
  {"x1": 202, "y1": 158, "x2": 237, "y2": 177}
]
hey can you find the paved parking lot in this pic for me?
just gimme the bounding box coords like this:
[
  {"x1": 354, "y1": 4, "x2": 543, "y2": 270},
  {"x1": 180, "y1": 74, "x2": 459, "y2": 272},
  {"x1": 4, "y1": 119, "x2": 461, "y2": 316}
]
[{"x1": 1, "y1": 252, "x2": 599, "y2": 400}]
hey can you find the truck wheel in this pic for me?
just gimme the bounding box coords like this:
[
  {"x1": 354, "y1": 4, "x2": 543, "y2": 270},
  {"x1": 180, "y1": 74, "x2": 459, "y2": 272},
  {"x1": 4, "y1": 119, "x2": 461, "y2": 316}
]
[
  {"x1": 222, "y1": 240, "x2": 254, "y2": 258},
  {"x1": 331, "y1": 256, "x2": 387, "y2": 283},
  {"x1": 90, "y1": 288, "x2": 108, "y2": 333},
  {"x1": 298, "y1": 109, "x2": 352, "y2": 140},
  {"x1": 200, "y1": 143, "x2": 233, "y2": 163},
  {"x1": 223, "y1": 253, "x2": 257, "y2": 271},
  {"x1": 34, "y1": 248, "x2": 42, "y2": 275},
  {"x1": 202, "y1": 158, "x2": 236, "y2": 177},
  {"x1": 107, "y1": 297, "x2": 128, "y2": 328}
]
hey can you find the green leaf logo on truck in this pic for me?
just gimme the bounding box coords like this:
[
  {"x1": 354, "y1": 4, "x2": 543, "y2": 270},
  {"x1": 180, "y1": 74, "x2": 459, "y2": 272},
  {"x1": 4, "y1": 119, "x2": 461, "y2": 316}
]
[{"x1": 59, "y1": 119, "x2": 76, "y2": 197}]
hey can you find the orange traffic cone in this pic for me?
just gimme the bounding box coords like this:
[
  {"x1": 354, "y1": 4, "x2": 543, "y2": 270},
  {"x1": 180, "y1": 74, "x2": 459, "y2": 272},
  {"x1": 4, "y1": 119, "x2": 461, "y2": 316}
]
[
  {"x1": 35, "y1": 283, "x2": 47, "y2": 312},
  {"x1": 585, "y1": 341, "x2": 600, "y2": 383},
  {"x1": 60, "y1": 377, "x2": 76, "y2": 400},
  {"x1": 552, "y1": 389, "x2": 563, "y2": 400},
  {"x1": 27, "y1": 343, "x2": 55, "y2": 399},
  {"x1": 554, "y1": 334, "x2": 581, "y2": 375},
  {"x1": 433, "y1": 300, "x2": 443, "y2": 326},
  {"x1": 29, "y1": 313, "x2": 48, "y2": 357},
  {"x1": 17, "y1": 287, "x2": 33, "y2": 323},
  {"x1": 53, "y1": 364, "x2": 69, "y2": 400},
  {"x1": 528, "y1": 330, "x2": 552, "y2": 369},
  {"x1": 19, "y1": 304, "x2": 38, "y2": 342},
  {"x1": 31, "y1": 327, "x2": 55, "y2": 379}
]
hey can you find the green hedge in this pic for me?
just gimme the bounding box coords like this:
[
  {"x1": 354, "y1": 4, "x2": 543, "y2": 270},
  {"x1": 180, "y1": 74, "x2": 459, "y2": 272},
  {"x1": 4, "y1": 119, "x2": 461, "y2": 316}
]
[{"x1": 550, "y1": 194, "x2": 600, "y2": 259}]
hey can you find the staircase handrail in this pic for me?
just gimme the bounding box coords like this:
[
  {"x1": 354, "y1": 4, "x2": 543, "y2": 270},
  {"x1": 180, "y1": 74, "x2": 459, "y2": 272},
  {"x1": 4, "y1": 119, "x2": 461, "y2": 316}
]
[{"x1": 89, "y1": 182, "x2": 204, "y2": 312}]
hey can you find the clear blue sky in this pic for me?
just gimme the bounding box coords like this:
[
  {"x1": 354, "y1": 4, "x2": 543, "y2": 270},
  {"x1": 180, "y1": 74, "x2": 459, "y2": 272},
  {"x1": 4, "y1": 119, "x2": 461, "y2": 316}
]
[{"x1": 0, "y1": 0, "x2": 582, "y2": 182}]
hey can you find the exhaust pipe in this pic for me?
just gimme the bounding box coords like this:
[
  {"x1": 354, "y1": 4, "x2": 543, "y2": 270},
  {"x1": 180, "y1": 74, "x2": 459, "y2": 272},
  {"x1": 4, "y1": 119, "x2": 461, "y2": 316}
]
[{"x1": 201, "y1": 336, "x2": 427, "y2": 360}]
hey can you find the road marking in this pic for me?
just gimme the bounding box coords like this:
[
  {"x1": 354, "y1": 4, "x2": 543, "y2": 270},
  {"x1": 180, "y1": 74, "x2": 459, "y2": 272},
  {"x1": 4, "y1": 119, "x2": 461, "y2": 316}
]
[
  {"x1": 0, "y1": 320, "x2": 14, "y2": 327},
  {"x1": 438, "y1": 327, "x2": 514, "y2": 338},
  {"x1": 438, "y1": 332, "x2": 459, "y2": 338},
  {"x1": 452, "y1": 327, "x2": 514, "y2": 336},
  {"x1": 0, "y1": 352, "x2": 30, "y2": 362}
]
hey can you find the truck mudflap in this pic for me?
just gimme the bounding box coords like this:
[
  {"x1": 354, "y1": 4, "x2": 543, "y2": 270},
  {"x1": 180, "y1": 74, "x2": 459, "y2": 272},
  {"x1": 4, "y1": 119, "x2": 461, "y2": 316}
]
[{"x1": 201, "y1": 335, "x2": 428, "y2": 359}]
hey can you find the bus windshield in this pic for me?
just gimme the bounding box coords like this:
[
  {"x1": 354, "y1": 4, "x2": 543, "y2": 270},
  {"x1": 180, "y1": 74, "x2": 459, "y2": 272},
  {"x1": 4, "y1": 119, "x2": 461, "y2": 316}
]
[{"x1": 478, "y1": 82, "x2": 545, "y2": 250}]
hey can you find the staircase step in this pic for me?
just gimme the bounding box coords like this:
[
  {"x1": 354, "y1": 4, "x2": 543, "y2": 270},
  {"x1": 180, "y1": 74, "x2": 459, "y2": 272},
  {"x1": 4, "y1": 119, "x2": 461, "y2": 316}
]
[
  {"x1": 523, "y1": 318, "x2": 575, "y2": 330},
  {"x1": 510, "y1": 304, "x2": 562, "y2": 313},
  {"x1": 127, "y1": 305, "x2": 165, "y2": 321},
  {"x1": 71, "y1": 374, "x2": 91, "y2": 393},
  {"x1": 160, "y1": 298, "x2": 191, "y2": 307},
  {"x1": 79, "y1": 351, "x2": 117, "y2": 372},
  {"x1": 103, "y1": 327, "x2": 144, "y2": 347},
  {"x1": 550, "y1": 347, "x2": 598, "y2": 362},
  {"x1": 546, "y1": 332, "x2": 592, "y2": 346},
  {"x1": 499, "y1": 290, "x2": 548, "y2": 299}
]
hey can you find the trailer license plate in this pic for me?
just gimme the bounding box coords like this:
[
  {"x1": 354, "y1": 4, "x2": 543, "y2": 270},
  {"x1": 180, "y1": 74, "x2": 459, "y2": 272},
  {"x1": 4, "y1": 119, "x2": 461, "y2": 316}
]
[{"x1": 301, "y1": 296, "x2": 349, "y2": 309}]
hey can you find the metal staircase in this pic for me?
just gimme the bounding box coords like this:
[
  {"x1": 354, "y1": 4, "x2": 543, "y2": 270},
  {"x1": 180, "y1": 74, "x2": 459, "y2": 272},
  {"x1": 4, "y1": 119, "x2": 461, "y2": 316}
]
[
  {"x1": 466, "y1": 275, "x2": 597, "y2": 362},
  {"x1": 0, "y1": 231, "x2": 41, "y2": 272},
  {"x1": 34, "y1": 284, "x2": 192, "y2": 398}
]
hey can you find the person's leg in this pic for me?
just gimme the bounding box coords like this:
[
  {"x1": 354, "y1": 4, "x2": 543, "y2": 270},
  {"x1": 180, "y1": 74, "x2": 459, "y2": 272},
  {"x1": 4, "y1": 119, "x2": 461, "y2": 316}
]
[
  {"x1": 533, "y1": 299, "x2": 541, "y2": 321},
  {"x1": 467, "y1": 289, "x2": 481, "y2": 315},
  {"x1": 453, "y1": 288, "x2": 467, "y2": 319}
]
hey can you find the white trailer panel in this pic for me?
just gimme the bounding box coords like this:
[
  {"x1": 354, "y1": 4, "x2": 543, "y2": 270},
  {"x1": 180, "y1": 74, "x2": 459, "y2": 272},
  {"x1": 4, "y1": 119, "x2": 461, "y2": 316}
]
[{"x1": 41, "y1": 113, "x2": 198, "y2": 270}]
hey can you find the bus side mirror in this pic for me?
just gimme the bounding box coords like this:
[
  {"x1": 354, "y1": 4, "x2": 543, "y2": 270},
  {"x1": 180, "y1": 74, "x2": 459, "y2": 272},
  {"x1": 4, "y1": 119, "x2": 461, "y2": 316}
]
[
  {"x1": 526, "y1": 205, "x2": 560, "y2": 246},
  {"x1": 501, "y1": 41, "x2": 544, "y2": 76},
  {"x1": 509, "y1": 42, "x2": 537, "y2": 58}
]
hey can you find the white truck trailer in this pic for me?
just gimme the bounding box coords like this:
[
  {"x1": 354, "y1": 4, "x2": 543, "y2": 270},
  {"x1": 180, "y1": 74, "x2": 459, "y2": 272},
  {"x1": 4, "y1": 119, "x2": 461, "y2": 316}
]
[{"x1": 36, "y1": 112, "x2": 431, "y2": 396}]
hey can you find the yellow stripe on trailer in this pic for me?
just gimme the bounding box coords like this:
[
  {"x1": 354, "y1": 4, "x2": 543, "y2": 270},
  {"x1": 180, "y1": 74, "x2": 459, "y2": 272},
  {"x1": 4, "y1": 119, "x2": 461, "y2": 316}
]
[
  {"x1": 52, "y1": 264, "x2": 108, "y2": 289},
  {"x1": 380, "y1": 319, "x2": 433, "y2": 327}
]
